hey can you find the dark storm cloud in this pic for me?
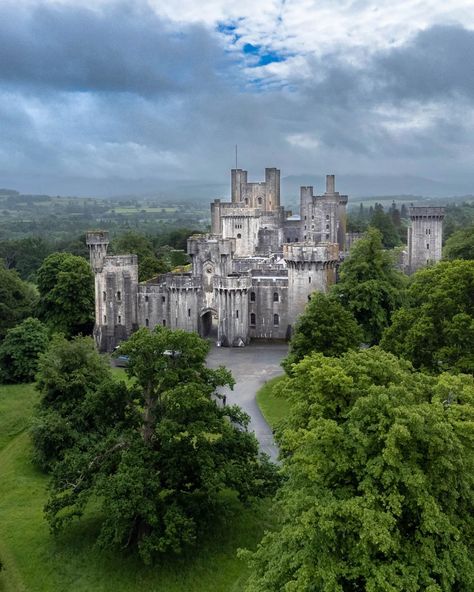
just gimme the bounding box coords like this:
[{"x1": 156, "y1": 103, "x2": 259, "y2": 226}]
[{"x1": 0, "y1": 2, "x2": 230, "y2": 95}]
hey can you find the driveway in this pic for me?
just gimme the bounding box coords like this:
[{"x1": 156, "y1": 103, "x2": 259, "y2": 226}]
[{"x1": 207, "y1": 342, "x2": 288, "y2": 462}]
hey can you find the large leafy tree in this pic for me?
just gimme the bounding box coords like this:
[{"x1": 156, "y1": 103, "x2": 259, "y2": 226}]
[
  {"x1": 283, "y1": 292, "x2": 362, "y2": 373},
  {"x1": 381, "y1": 259, "x2": 474, "y2": 374},
  {"x1": 42, "y1": 327, "x2": 278, "y2": 562},
  {"x1": 334, "y1": 227, "x2": 406, "y2": 344},
  {"x1": 370, "y1": 203, "x2": 401, "y2": 248},
  {"x1": 443, "y1": 225, "x2": 474, "y2": 261},
  {"x1": 244, "y1": 348, "x2": 474, "y2": 592},
  {"x1": 36, "y1": 252, "x2": 94, "y2": 337},
  {"x1": 0, "y1": 260, "x2": 37, "y2": 339},
  {"x1": 0, "y1": 317, "x2": 49, "y2": 383}
]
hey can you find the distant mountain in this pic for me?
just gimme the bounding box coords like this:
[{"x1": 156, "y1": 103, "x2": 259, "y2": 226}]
[{"x1": 281, "y1": 174, "x2": 473, "y2": 201}]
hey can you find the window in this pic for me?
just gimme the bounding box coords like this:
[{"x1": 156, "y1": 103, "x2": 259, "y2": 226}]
[
  {"x1": 308, "y1": 294, "x2": 311, "y2": 302},
  {"x1": 145, "y1": 318, "x2": 149, "y2": 327},
  {"x1": 162, "y1": 296, "x2": 166, "y2": 303},
  {"x1": 188, "y1": 308, "x2": 191, "y2": 317},
  {"x1": 273, "y1": 314, "x2": 279, "y2": 326},
  {"x1": 250, "y1": 313, "x2": 256, "y2": 326},
  {"x1": 118, "y1": 315, "x2": 121, "y2": 324},
  {"x1": 102, "y1": 291, "x2": 106, "y2": 301},
  {"x1": 427, "y1": 243, "x2": 430, "y2": 249},
  {"x1": 326, "y1": 234, "x2": 330, "y2": 239},
  {"x1": 309, "y1": 276, "x2": 312, "y2": 283},
  {"x1": 117, "y1": 291, "x2": 121, "y2": 300},
  {"x1": 162, "y1": 319, "x2": 166, "y2": 327},
  {"x1": 250, "y1": 291, "x2": 256, "y2": 302},
  {"x1": 326, "y1": 215, "x2": 330, "y2": 220},
  {"x1": 273, "y1": 292, "x2": 279, "y2": 302},
  {"x1": 326, "y1": 224, "x2": 329, "y2": 230},
  {"x1": 258, "y1": 197, "x2": 263, "y2": 205},
  {"x1": 104, "y1": 315, "x2": 107, "y2": 323},
  {"x1": 237, "y1": 233, "x2": 242, "y2": 239},
  {"x1": 236, "y1": 310, "x2": 239, "y2": 319},
  {"x1": 145, "y1": 295, "x2": 149, "y2": 302},
  {"x1": 311, "y1": 215, "x2": 314, "y2": 220}
]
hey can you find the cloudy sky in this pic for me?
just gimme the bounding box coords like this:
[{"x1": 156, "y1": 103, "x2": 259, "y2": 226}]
[{"x1": 2, "y1": 0, "x2": 474, "y2": 196}]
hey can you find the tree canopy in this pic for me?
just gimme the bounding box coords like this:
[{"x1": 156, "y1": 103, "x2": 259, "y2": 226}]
[
  {"x1": 381, "y1": 259, "x2": 474, "y2": 374},
  {"x1": 283, "y1": 292, "x2": 362, "y2": 373},
  {"x1": 39, "y1": 327, "x2": 278, "y2": 562},
  {"x1": 443, "y1": 225, "x2": 474, "y2": 261},
  {"x1": 36, "y1": 252, "x2": 94, "y2": 337},
  {"x1": 0, "y1": 260, "x2": 37, "y2": 340},
  {"x1": 333, "y1": 227, "x2": 406, "y2": 344},
  {"x1": 0, "y1": 317, "x2": 49, "y2": 383},
  {"x1": 244, "y1": 348, "x2": 474, "y2": 592}
]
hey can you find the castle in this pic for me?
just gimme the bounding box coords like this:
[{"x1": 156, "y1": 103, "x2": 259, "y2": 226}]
[{"x1": 86, "y1": 168, "x2": 444, "y2": 352}]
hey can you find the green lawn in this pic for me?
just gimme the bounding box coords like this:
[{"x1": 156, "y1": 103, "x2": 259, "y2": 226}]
[
  {"x1": 255, "y1": 376, "x2": 291, "y2": 430},
  {"x1": 0, "y1": 382, "x2": 275, "y2": 592}
]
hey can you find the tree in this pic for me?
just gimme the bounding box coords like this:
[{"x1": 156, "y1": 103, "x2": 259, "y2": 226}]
[
  {"x1": 0, "y1": 317, "x2": 49, "y2": 383},
  {"x1": 0, "y1": 261, "x2": 37, "y2": 339},
  {"x1": 333, "y1": 228, "x2": 406, "y2": 344},
  {"x1": 36, "y1": 252, "x2": 94, "y2": 337},
  {"x1": 32, "y1": 335, "x2": 114, "y2": 471},
  {"x1": 381, "y1": 260, "x2": 474, "y2": 374},
  {"x1": 283, "y1": 292, "x2": 362, "y2": 373},
  {"x1": 42, "y1": 327, "x2": 278, "y2": 562},
  {"x1": 243, "y1": 348, "x2": 474, "y2": 592},
  {"x1": 370, "y1": 203, "x2": 401, "y2": 248},
  {"x1": 443, "y1": 225, "x2": 474, "y2": 261}
]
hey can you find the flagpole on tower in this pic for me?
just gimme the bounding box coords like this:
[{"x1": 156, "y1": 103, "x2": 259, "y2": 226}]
[{"x1": 235, "y1": 144, "x2": 238, "y2": 169}]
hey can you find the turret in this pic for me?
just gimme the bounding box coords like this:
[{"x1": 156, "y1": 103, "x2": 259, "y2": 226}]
[
  {"x1": 407, "y1": 207, "x2": 445, "y2": 273},
  {"x1": 86, "y1": 231, "x2": 109, "y2": 272}
]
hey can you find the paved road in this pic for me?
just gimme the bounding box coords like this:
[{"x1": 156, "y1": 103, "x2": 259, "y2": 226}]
[{"x1": 207, "y1": 342, "x2": 288, "y2": 462}]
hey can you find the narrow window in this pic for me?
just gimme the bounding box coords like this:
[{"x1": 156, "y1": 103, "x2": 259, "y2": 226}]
[
  {"x1": 326, "y1": 215, "x2": 330, "y2": 220},
  {"x1": 188, "y1": 308, "x2": 191, "y2": 317},
  {"x1": 258, "y1": 197, "x2": 262, "y2": 205},
  {"x1": 104, "y1": 315, "x2": 107, "y2": 323},
  {"x1": 236, "y1": 310, "x2": 239, "y2": 319},
  {"x1": 309, "y1": 276, "x2": 312, "y2": 283},
  {"x1": 237, "y1": 233, "x2": 242, "y2": 239},
  {"x1": 102, "y1": 291, "x2": 106, "y2": 301},
  {"x1": 427, "y1": 243, "x2": 430, "y2": 249},
  {"x1": 273, "y1": 292, "x2": 279, "y2": 302},
  {"x1": 162, "y1": 319, "x2": 166, "y2": 327},
  {"x1": 117, "y1": 290, "x2": 121, "y2": 300},
  {"x1": 118, "y1": 315, "x2": 121, "y2": 324},
  {"x1": 145, "y1": 295, "x2": 149, "y2": 302},
  {"x1": 311, "y1": 215, "x2": 314, "y2": 220},
  {"x1": 162, "y1": 296, "x2": 166, "y2": 303},
  {"x1": 145, "y1": 318, "x2": 149, "y2": 327},
  {"x1": 250, "y1": 313, "x2": 256, "y2": 326},
  {"x1": 326, "y1": 224, "x2": 329, "y2": 230},
  {"x1": 250, "y1": 291, "x2": 256, "y2": 302},
  {"x1": 273, "y1": 314, "x2": 279, "y2": 326},
  {"x1": 326, "y1": 234, "x2": 330, "y2": 239}
]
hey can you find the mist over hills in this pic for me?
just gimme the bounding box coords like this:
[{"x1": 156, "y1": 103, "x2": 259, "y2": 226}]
[{"x1": 1, "y1": 173, "x2": 473, "y2": 203}]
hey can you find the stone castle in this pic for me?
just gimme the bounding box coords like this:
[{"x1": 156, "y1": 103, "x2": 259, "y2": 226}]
[{"x1": 86, "y1": 168, "x2": 444, "y2": 352}]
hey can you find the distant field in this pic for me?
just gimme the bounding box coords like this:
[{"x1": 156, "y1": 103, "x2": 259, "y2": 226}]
[
  {"x1": 0, "y1": 380, "x2": 275, "y2": 592},
  {"x1": 110, "y1": 206, "x2": 179, "y2": 214}
]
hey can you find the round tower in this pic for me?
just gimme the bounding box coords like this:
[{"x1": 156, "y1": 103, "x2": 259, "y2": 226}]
[{"x1": 284, "y1": 243, "x2": 339, "y2": 327}]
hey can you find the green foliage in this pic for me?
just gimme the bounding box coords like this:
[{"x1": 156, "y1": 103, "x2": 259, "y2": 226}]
[
  {"x1": 370, "y1": 203, "x2": 401, "y2": 248},
  {"x1": 243, "y1": 348, "x2": 474, "y2": 592},
  {"x1": 36, "y1": 252, "x2": 94, "y2": 337},
  {"x1": 334, "y1": 227, "x2": 406, "y2": 344},
  {"x1": 381, "y1": 260, "x2": 474, "y2": 373},
  {"x1": 0, "y1": 381, "x2": 274, "y2": 592},
  {"x1": 283, "y1": 292, "x2": 362, "y2": 373},
  {"x1": 443, "y1": 225, "x2": 474, "y2": 260},
  {"x1": 0, "y1": 318, "x2": 49, "y2": 383},
  {"x1": 443, "y1": 202, "x2": 474, "y2": 240},
  {"x1": 42, "y1": 327, "x2": 279, "y2": 562},
  {"x1": 0, "y1": 261, "x2": 37, "y2": 339},
  {"x1": 32, "y1": 335, "x2": 114, "y2": 471}
]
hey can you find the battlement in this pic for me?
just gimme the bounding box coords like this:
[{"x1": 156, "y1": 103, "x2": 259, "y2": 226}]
[
  {"x1": 408, "y1": 207, "x2": 445, "y2": 219},
  {"x1": 283, "y1": 242, "x2": 339, "y2": 263},
  {"x1": 213, "y1": 275, "x2": 252, "y2": 291},
  {"x1": 86, "y1": 230, "x2": 109, "y2": 246}
]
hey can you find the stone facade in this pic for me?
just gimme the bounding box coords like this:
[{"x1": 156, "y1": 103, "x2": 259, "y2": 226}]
[
  {"x1": 87, "y1": 168, "x2": 346, "y2": 352},
  {"x1": 407, "y1": 206, "x2": 445, "y2": 273}
]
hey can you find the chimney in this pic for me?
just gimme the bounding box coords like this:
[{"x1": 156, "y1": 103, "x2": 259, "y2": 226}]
[{"x1": 326, "y1": 174, "x2": 335, "y2": 194}]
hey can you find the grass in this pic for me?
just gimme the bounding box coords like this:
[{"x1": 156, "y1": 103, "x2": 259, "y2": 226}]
[
  {"x1": 0, "y1": 382, "x2": 276, "y2": 592},
  {"x1": 256, "y1": 376, "x2": 291, "y2": 430}
]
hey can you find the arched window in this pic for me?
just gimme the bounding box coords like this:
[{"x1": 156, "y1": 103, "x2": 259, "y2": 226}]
[
  {"x1": 273, "y1": 292, "x2": 279, "y2": 302},
  {"x1": 250, "y1": 291, "x2": 256, "y2": 302},
  {"x1": 258, "y1": 197, "x2": 263, "y2": 205},
  {"x1": 237, "y1": 233, "x2": 242, "y2": 239},
  {"x1": 250, "y1": 313, "x2": 256, "y2": 326},
  {"x1": 273, "y1": 314, "x2": 279, "y2": 326},
  {"x1": 145, "y1": 295, "x2": 149, "y2": 303},
  {"x1": 117, "y1": 291, "x2": 121, "y2": 300}
]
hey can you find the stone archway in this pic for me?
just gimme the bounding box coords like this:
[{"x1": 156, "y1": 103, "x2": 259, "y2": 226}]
[{"x1": 200, "y1": 308, "x2": 218, "y2": 339}]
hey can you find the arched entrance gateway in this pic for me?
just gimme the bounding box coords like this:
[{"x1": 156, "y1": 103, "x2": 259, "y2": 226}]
[{"x1": 199, "y1": 308, "x2": 218, "y2": 340}]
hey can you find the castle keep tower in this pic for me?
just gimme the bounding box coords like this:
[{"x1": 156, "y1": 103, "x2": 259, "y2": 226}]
[{"x1": 407, "y1": 207, "x2": 445, "y2": 273}]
